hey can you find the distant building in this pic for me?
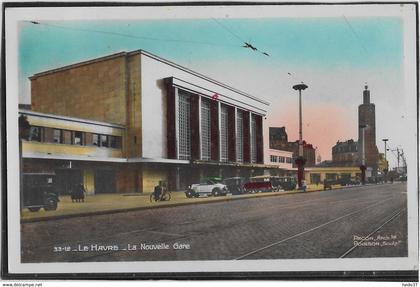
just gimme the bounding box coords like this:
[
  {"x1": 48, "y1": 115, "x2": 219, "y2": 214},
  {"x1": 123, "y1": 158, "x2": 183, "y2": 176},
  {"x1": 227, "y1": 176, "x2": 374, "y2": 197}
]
[
  {"x1": 305, "y1": 166, "x2": 361, "y2": 185},
  {"x1": 269, "y1": 127, "x2": 316, "y2": 167},
  {"x1": 332, "y1": 139, "x2": 358, "y2": 167},
  {"x1": 269, "y1": 127, "x2": 288, "y2": 149},
  {"x1": 358, "y1": 85, "x2": 379, "y2": 174},
  {"x1": 265, "y1": 148, "x2": 294, "y2": 169}
]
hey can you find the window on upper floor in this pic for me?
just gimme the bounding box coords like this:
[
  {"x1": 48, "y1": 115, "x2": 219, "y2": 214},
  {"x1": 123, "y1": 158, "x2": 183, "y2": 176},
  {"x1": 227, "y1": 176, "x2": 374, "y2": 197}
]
[
  {"x1": 73, "y1": 131, "x2": 84, "y2": 145},
  {"x1": 29, "y1": 126, "x2": 43, "y2": 142},
  {"x1": 53, "y1": 129, "x2": 63, "y2": 143},
  {"x1": 270, "y1": 155, "x2": 278, "y2": 163},
  {"x1": 279, "y1": 156, "x2": 285, "y2": 163},
  {"x1": 109, "y1": 135, "x2": 122, "y2": 149},
  {"x1": 100, "y1": 134, "x2": 109, "y2": 147},
  {"x1": 92, "y1": 134, "x2": 99, "y2": 146}
]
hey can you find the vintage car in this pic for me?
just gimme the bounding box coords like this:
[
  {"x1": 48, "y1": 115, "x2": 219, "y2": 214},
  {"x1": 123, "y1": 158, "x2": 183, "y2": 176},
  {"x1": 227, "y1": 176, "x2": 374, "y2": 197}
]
[
  {"x1": 185, "y1": 180, "x2": 228, "y2": 198},
  {"x1": 243, "y1": 175, "x2": 278, "y2": 193},
  {"x1": 277, "y1": 176, "x2": 297, "y2": 191},
  {"x1": 339, "y1": 176, "x2": 361, "y2": 186},
  {"x1": 222, "y1": 177, "x2": 246, "y2": 195},
  {"x1": 23, "y1": 173, "x2": 60, "y2": 212}
]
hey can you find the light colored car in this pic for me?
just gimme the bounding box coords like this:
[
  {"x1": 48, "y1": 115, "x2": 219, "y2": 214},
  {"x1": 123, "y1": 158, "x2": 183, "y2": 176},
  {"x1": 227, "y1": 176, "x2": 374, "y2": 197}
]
[{"x1": 185, "y1": 180, "x2": 228, "y2": 198}]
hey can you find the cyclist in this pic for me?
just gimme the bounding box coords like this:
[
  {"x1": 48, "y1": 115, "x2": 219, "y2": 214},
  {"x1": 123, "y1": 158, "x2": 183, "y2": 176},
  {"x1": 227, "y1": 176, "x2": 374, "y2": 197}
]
[{"x1": 153, "y1": 184, "x2": 162, "y2": 201}]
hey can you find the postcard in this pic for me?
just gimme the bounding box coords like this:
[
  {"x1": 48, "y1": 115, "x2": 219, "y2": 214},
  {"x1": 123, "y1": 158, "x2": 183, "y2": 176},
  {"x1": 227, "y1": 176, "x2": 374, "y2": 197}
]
[{"x1": 2, "y1": 1, "x2": 418, "y2": 279}]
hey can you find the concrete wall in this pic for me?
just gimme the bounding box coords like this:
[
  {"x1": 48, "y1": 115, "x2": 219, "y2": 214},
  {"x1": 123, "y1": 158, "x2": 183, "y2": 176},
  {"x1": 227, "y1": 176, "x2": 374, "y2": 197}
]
[
  {"x1": 31, "y1": 54, "x2": 127, "y2": 125},
  {"x1": 140, "y1": 52, "x2": 269, "y2": 159},
  {"x1": 265, "y1": 148, "x2": 293, "y2": 169},
  {"x1": 142, "y1": 167, "x2": 168, "y2": 194},
  {"x1": 126, "y1": 53, "x2": 142, "y2": 158}
]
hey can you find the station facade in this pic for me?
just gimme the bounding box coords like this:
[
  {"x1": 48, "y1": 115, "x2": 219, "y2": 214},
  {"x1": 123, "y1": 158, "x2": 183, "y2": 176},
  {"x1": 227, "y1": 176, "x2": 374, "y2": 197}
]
[{"x1": 22, "y1": 50, "x2": 273, "y2": 194}]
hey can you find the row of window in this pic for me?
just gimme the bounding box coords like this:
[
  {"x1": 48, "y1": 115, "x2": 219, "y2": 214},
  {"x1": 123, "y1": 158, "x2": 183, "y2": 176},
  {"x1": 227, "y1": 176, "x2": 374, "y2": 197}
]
[
  {"x1": 27, "y1": 126, "x2": 122, "y2": 149},
  {"x1": 270, "y1": 155, "x2": 293, "y2": 164},
  {"x1": 177, "y1": 89, "x2": 259, "y2": 163}
]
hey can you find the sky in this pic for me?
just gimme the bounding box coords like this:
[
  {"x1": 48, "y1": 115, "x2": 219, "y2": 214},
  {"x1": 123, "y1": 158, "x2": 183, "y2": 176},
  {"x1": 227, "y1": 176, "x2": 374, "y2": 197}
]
[{"x1": 18, "y1": 17, "x2": 406, "y2": 166}]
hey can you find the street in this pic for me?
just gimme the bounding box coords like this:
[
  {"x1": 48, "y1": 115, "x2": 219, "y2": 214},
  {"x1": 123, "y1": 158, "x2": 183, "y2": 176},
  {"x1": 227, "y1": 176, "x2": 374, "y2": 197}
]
[{"x1": 21, "y1": 183, "x2": 407, "y2": 262}]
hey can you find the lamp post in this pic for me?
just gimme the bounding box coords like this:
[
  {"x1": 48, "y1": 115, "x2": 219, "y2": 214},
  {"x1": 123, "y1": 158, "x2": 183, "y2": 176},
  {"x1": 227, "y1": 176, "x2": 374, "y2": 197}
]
[
  {"x1": 359, "y1": 124, "x2": 368, "y2": 185},
  {"x1": 293, "y1": 83, "x2": 308, "y2": 189},
  {"x1": 382, "y1": 138, "x2": 388, "y2": 182}
]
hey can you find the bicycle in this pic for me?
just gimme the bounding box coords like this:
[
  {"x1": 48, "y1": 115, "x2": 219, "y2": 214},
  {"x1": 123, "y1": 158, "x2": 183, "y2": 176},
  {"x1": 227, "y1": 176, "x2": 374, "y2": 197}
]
[{"x1": 149, "y1": 188, "x2": 171, "y2": 202}]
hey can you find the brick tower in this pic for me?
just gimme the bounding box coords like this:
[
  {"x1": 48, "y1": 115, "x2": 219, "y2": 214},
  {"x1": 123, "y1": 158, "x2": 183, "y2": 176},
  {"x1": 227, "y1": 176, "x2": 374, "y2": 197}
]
[{"x1": 358, "y1": 85, "x2": 379, "y2": 175}]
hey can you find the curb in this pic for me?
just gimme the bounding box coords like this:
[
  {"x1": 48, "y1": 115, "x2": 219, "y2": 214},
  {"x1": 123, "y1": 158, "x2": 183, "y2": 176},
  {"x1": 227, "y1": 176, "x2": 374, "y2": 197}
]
[
  {"x1": 21, "y1": 189, "x2": 307, "y2": 223},
  {"x1": 22, "y1": 183, "x2": 385, "y2": 223}
]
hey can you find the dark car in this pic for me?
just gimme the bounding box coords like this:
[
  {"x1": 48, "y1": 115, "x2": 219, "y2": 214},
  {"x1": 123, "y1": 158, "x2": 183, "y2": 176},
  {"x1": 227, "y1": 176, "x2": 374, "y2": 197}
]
[
  {"x1": 223, "y1": 177, "x2": 246, "y2": 195},
  {"x1": 277, "y1": 176, "x2": 297, "y2": 191},
  {"x1": 323, "y1": 178, "x2": 336, "y2": 190},
  {"x1": 23, "y1": 173, "x2": 60, "y2": 212}
]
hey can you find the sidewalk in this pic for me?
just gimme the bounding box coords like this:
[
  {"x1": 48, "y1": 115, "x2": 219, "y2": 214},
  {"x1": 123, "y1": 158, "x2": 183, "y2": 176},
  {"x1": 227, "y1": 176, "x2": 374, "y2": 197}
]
[{"x1": 20, "y1": 184, "x2": 344, "y2": 222}]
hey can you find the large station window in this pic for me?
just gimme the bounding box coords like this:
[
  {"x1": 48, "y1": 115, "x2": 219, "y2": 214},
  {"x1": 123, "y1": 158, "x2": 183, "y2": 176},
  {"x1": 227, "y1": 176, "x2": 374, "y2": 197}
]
[
  {"x1": 201, "y1": 98, "x2": 211, "y2": 160},
  {"x1": 178, "y1": 90, "x2": 191, "y2": 160},
  {"x1": 236, "y1": 110, "x2": 243, "y2": 162},
  {"x1": 220, "y1": 105, "x2": 229, "y2": 162}
]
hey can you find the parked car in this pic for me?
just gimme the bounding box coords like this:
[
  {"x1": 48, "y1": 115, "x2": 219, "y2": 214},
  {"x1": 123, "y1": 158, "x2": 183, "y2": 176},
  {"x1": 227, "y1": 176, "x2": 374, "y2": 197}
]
[
  {"x1": 323, "y1": 178, "x2": 335, "y2": 190},
  {"x1": 277, "y1": 176, "x2": 297, "y2": 191},
  {"x1": 23, "y1": 173, "x2": 60, "y2": 212},
  {"x1": 223, "y1": 177, "x2": 246, "y2": 195},
  {"x1": 244, "y1": 176, "x2": 278, "y2": 193},
  {"x1": 185, "y1": 180, "x2": 228, "y2": 198}
]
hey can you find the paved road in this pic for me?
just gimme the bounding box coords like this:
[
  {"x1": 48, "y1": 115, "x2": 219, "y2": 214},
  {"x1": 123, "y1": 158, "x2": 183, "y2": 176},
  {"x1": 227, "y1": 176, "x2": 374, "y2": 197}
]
[{"x1": 21, "y1": 183, "x2": 407, "y2": 262}]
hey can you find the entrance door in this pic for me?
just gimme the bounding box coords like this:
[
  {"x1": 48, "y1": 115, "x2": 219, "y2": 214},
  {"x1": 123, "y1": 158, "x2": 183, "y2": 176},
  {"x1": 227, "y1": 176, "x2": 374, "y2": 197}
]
[{"x1": 95, "y1": 170, "x2": 116, "y2": 194}]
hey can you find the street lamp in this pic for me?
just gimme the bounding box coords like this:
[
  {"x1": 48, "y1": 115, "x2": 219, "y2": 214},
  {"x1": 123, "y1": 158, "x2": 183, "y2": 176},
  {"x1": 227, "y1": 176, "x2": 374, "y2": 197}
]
[
  {"x1": 359, "y1": 124, "x2": 368, "y2": 185},
  {"x1": 293, "y1": 83, "x2": 308, "y2": 189},
  {"x1": 382, "y1": 138, "x2": 389, "y2": 182}
]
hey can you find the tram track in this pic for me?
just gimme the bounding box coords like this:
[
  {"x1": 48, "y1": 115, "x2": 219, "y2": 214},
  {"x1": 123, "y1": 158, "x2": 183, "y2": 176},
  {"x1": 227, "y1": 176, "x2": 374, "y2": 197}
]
[
  {"x1": 234, "y1": 197, "x2": 397, "y2": 260},
  {"x1": 339, "y1": 208, "x2": 405, "y2": 258}
]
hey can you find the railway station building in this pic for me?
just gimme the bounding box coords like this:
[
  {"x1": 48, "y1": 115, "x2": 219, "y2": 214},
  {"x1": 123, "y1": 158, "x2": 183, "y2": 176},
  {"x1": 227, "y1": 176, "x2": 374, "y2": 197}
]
[{"x1": 21, "y1": 50, "x2": 272, "y2": 194}]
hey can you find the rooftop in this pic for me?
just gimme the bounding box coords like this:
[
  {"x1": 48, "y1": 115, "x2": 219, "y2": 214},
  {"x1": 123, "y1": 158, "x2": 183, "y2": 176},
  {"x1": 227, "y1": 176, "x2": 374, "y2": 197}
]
[{"x1": 29, "y1": 49, "x2": 269, "y2": 106}]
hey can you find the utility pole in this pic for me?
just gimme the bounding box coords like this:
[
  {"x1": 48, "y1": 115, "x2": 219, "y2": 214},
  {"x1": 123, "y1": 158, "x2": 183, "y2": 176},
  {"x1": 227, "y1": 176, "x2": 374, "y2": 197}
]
[
  {"x1": 382, "y1": 138, "x2": 388, "y2": 182},
  {"x1": 293, "y1": 83, "x2": 308, "y2": 190}
]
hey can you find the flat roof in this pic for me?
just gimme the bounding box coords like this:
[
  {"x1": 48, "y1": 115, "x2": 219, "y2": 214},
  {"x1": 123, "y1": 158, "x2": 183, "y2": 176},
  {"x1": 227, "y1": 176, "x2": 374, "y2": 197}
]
[{"x1": 29, "y1": 49, "x2": 269, "y2": 106}]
